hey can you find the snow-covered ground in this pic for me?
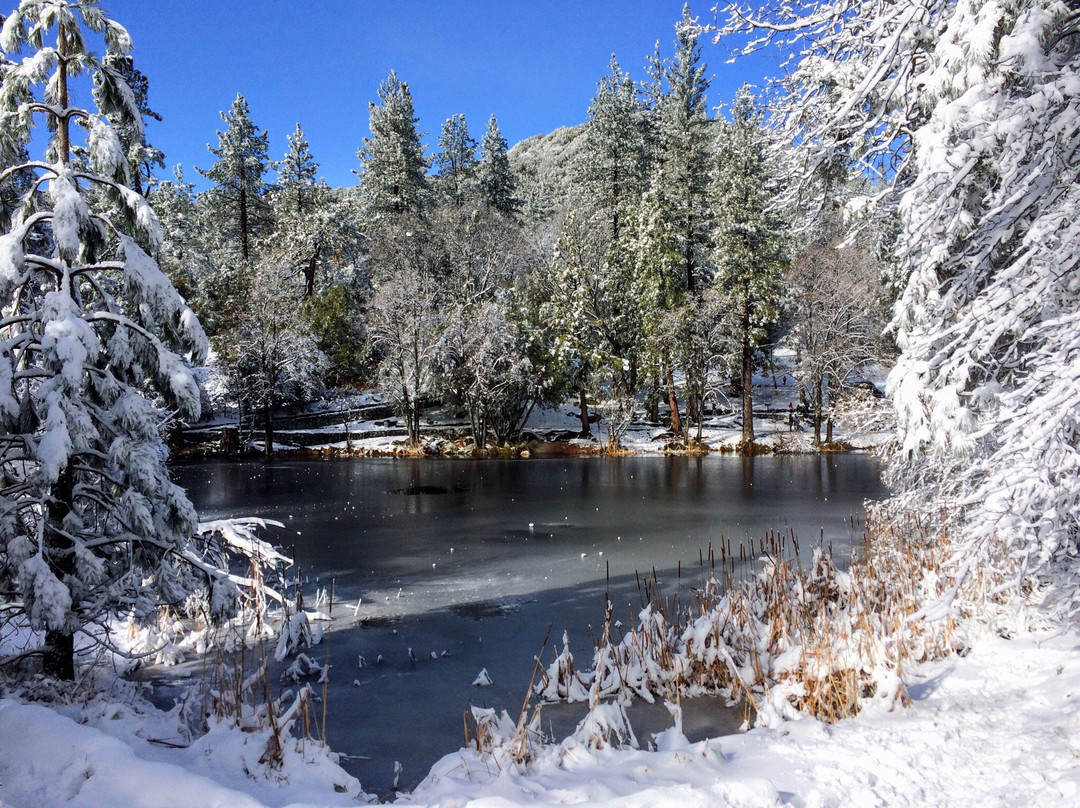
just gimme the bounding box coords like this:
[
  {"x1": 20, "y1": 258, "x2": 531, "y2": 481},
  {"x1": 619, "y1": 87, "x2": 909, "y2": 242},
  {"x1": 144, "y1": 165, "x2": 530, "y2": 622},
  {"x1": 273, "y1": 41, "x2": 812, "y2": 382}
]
[
  {"x1": 2, "y1": 624, "x2": 1077, "y2": 807},
  {"x1": 188, "y1": 355, "x2": 893, "y2": 457}
]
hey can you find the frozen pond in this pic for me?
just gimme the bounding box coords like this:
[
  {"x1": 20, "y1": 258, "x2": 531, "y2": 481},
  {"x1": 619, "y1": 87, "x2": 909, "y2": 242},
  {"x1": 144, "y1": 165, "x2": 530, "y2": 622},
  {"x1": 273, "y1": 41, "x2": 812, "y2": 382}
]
[{"x1": 170, "y1": 454, "x2": 885, "y2": 796}]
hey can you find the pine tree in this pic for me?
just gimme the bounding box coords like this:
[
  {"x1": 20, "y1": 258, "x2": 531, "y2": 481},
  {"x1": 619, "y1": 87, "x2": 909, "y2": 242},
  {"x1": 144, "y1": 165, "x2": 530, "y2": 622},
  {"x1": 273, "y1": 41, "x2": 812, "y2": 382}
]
[
  {"x1": 271, "y1": 124, "x2": 354, "y2": 301},
  {"x1": 0, "y1": 0, "x2": 210, "y2": 678},
  {"x1": 621, "y1": 169, "x2": 686, "y2": 433},
  {"x1": 477, "y1": 114, "x2": 519, "y2": 217},
  {"x1": 196, "y1": 93, "x2": 271, "y2": 262},
  {"x1": 711, "y1": 87, "x2": 786, "y2": 447},
  {"x1": 278, "y1": 123, "x2": 318, "y2": 216},
  {"x1": 434, "y1": 113, "x2": 478, "y2": 207},
  {"x1": 356, "y1": 71, "x2": 430, "y2": 217},
  {"x1": 578, "y1": 55, "x2": 649, "y2": 242},
  {"x1": 537, "y1": 215, "x2": 611, "y2": 437},
  {"x1": 151, "y1": 164, "x2": 209, "y2": 303},
  {"x1": 101, "y1": 52, "x2": 164, "y2": 195},
  {"x1": 652, "y1": 5, "x2": 713, "y2": 296}
]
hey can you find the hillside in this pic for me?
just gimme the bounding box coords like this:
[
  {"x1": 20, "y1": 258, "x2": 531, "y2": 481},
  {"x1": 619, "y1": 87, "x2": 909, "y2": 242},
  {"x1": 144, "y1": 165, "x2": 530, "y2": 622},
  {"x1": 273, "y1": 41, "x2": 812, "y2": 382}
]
[{"x1": 508, "y1": 124, "x2": 588, "y2": 221}]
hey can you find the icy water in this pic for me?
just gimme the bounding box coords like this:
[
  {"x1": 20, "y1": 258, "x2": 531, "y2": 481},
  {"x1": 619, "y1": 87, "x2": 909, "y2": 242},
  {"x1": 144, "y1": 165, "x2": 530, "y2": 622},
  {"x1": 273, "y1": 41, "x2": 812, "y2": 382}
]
[{"x1": 169, "y1": 454, "x2": 885, "y2": 797}]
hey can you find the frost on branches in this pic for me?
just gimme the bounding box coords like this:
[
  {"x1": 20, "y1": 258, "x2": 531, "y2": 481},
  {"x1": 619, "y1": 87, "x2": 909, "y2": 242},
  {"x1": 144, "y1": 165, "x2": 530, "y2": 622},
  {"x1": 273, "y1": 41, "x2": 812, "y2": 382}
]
[
  {"x1": 0, "y1": 1, "x2": 266, "y2": 679},
  {"x1": 721, "y1": 0, "x2": 1080, "y2": 611}
]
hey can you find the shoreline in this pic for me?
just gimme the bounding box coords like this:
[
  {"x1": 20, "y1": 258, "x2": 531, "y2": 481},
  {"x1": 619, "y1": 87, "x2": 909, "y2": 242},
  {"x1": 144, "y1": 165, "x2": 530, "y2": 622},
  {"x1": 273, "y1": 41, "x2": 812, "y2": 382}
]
[{"x1": 172, "y1": 414, "x2": 886, "y2": 462}]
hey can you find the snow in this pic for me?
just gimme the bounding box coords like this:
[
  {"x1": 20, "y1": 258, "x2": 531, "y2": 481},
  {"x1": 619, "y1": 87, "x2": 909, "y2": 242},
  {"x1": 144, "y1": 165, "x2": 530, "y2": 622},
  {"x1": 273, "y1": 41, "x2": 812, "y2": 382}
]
[{"x1": 2, "y1": 627, "x2": 1077, "y2": 806}]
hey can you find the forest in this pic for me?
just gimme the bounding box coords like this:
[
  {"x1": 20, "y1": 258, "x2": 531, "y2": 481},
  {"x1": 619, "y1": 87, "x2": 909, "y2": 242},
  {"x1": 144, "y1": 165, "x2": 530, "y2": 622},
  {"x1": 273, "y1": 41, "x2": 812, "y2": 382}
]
[{"x1": 148, "y1": 11, "x2": 890, "y2": 455}]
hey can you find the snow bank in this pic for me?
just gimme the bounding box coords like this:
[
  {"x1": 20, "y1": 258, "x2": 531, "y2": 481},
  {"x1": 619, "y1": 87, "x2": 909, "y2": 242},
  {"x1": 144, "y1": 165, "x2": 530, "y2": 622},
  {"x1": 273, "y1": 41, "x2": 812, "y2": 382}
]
[
  {"x1": 1, "y1": 629, "x2": 1078, "y2": 806},
  {"x1": 411, "y1": 630, "x2": 1080, "y2": 807},
  {"x1": 0, "y1": 696, "x2": 368, "y2": 807}
]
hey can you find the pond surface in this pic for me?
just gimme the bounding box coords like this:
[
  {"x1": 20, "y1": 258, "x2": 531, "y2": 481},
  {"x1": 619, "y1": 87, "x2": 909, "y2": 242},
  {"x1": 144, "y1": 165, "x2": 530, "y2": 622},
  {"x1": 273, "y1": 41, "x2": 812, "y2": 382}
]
[{"x1": 169, "y1": 454, "x2": 885, "y2": 797}]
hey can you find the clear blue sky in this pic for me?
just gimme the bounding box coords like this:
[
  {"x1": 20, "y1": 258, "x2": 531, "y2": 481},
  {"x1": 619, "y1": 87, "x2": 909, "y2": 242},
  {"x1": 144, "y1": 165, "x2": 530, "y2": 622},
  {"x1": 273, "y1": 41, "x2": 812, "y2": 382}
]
[{"x1": 101, "y1": 1, "x2": 775, "y2": 190}]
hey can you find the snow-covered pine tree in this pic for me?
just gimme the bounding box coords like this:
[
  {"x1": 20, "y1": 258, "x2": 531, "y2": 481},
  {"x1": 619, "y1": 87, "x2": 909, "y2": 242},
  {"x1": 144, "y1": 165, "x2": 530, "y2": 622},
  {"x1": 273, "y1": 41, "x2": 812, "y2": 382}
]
[
  {"x1": 356, "y1": 70, "x2": 430, "y2": 218},
  {"x1": 651, "y1": 5, "x2": 713, "y2": 297},
  {"x1": 100, "y1": 52, "x2": 163, "y2": 196},
  {"x1": 196, "y1": 93, "x2": 271, "y2": 263},
  {"x1": 578, "y1": 55, "x2": 649, "y2": 242},
  {"x1": 613, "y1": 173, "x2": 682, "y2": 423},
  {"x1": 198, "y1": 94, "x2": 274, "y2": 263},
  {"x1": 150, "y1": 165, "x2": 209, "y2": 304},
  {"x1": 278, "y1": 123, "x2": 318, "y2": 216},
  {"x1": 477, "y1": 114, "x2": 519, "y2": 217},
  {"x1": 720, "y1": 0, "x2": 1080, "y2": 608},
  {"x1": 263, "y1": 127, "x2": 364, "y2": 383},
  {"x1": 710, "y1": 87, "x2": 786, "y2": 447},
  {"x1": 434, "y1": 113, "x2": 478, "y2": 208},
  {"x1": 271, "y1": 124, "x2": 352, "y2": 300},
  {"x1": 0, "y1": 0, "x2": 211, "y2": 678}
]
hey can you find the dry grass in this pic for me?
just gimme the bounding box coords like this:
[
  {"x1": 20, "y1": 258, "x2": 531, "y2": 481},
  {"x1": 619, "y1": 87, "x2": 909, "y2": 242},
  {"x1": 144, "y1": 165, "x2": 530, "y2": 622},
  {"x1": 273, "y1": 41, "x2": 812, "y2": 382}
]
[{"x1": 541, "y1": 513, "x2": 960, "y2": 726}]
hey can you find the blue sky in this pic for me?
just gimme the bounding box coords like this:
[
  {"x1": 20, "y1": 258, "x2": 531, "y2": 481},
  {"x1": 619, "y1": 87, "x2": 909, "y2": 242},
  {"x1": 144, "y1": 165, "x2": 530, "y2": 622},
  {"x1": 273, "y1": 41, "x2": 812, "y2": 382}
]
[{"x1": 101, "y1": 1, "x2": 776, "y2": 190}]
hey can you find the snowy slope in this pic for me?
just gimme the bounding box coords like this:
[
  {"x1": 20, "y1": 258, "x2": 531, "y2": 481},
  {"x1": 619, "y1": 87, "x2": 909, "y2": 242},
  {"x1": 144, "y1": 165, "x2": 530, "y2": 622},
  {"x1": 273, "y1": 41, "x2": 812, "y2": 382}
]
[{"x1": 2, "y1": 629, "x2": 1077, "y2": 807}]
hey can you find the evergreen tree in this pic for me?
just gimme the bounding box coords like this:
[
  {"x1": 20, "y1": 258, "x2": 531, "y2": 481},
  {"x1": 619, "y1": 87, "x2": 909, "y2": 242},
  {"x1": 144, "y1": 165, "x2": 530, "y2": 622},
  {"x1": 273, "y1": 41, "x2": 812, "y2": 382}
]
[
  {"x1": 196, "y1": 93, "x2": 271, "y2": 262},
  {"x1": 434, "y1": 113, "x2": 478, "y2": 207},
  {"x1": 710, "y1": 87, "x2": 786, "y2": 447},
  {"x1": 652, "y1": 5, "x2": 713, "y2": 296},
  {"x1": 578, "y1": 55, "x2": 649, "y2": 242},
  {"x1": 278, "y1": 123, "x2": 318, "y2": 215},
  {"x1": 151, "y1": 164, "x2": 209, "y2": 304},
  {"x1": 356, "y1": 71, "x2": 430, "y2": 217},
  {"x1": 477, "y1": 114, "x2": 519, "y2": 217},
  {"x1": 536, "y1": 215, "x2": 613, "y2": 437},
  {"x1": 614, "y1": 171, "x2": 686, "y2": 431},
  {"x1": 0, "y1": 0, "x2": 213, "y2": 678},
  {"x1": 269, "y1": 124, "x2": 362, "y2": 303},
  {"x1": 101, "y1": 52, "x2": 164, "y2": 195}
]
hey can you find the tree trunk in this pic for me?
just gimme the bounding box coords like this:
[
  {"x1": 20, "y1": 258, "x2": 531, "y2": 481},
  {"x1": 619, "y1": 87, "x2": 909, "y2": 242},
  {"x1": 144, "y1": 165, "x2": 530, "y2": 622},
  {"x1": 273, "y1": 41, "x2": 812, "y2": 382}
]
[
  {"x1": 43, "y1": 630, "x2": 75, "y2": 680},
  {"x1": 578, "y1": 387, "x2": 591, "y2": 438},
  {"x1": 647, "y1": 375, "x2": 660, "y2": 423},
  {"x1": 812, "y1": 373, "x2": 823, "y2": 446},
  {"x1": 303, "y1": 251, "x2": 317, "y2": 299},
  {"x1": 263, "y1": 404, "x2": 274, "y2": 456},
  {"x1": 826, "y1": 416, "x2": 834, "y2": 444},
  {"x1": 665, "y1": 367, "x2": 682, "y2": 437},
  {"x1": 43, "y1": 465, "x2": 76, "y2": 679},
  {"x1": 239, "y1": 183, "x2": 249, "y2": 262},
  {"x1": 741, "y1": 314, "x2": 755, "y2": 447}
]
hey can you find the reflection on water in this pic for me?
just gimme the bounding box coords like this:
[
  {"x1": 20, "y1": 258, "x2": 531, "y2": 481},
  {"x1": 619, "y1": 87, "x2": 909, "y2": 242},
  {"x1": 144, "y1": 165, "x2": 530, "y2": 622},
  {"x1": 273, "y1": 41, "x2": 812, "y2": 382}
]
[{"x1": 170, "y1": 454, "x2": 885, "y2": 796}]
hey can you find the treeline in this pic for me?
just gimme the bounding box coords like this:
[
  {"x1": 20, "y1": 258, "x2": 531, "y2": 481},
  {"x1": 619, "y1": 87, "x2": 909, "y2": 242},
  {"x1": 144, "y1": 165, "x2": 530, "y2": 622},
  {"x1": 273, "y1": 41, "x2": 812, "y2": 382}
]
[{"x1": 154, "y1": 7, "x2": 892, "y2": 453}]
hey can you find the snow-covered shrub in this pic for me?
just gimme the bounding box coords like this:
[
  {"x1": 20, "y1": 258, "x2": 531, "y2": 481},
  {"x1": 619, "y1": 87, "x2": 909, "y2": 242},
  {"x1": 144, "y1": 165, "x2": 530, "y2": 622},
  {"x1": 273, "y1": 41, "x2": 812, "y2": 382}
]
[
  {"x1": 595, "y1": 391, "x2": 636, "y2": 451},
  {"x1": 274, "y1": 612, "x2": 315, "y2": 662}
]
